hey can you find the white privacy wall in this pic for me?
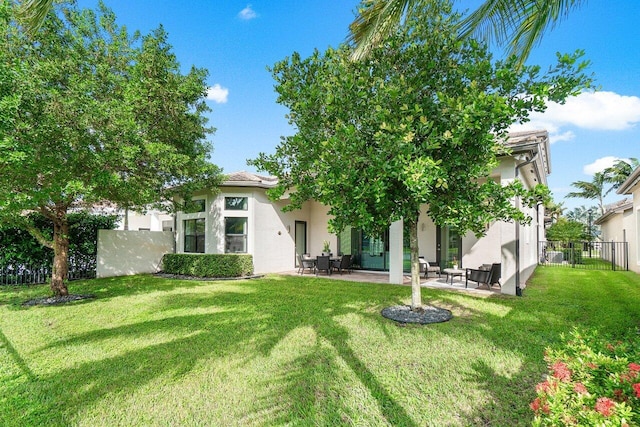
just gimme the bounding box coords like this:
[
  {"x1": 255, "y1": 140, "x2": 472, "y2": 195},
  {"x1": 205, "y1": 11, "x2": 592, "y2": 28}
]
[{"x1": 97, "y1": 230, "x2": 174, "y2": 278}]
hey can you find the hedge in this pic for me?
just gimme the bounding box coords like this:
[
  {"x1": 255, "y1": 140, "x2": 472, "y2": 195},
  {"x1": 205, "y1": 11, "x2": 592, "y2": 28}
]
[
  {"x1": 561, "y1": 247, "x2": 584, "y2": 264},
  {"x1": 0, "y1": 212, "x2": 119, "y2": 269},
  {"x1": 161, "y1": 254, "x2": 254, "y2": 278}
]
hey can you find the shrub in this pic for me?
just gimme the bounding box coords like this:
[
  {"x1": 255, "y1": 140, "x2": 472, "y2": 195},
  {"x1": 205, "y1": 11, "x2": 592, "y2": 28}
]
[
  {"x1": 560, "y1": 247, "x2": 583, "y2": 265},
  {"x1": 161, "y1": 254, "x2": 253, "y2": 278},
  {"x1": 531, "y1": 328, "x2": 640, "y2": 426},
  {"x1": 0, "y1": 212, "x2": 119, "y2": 269}
]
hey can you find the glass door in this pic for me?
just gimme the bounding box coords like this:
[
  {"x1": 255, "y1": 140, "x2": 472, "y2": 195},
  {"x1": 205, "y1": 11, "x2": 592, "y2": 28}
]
[
  {"x1": 294, "y1": 221, "x2": 307, "y2": 266},
  {"x1": 436, "y1": 226, "x2": 462, "y2": 269}
]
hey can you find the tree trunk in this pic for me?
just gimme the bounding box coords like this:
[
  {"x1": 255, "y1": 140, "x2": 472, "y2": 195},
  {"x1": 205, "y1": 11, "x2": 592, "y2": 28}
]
[
  {"x1": 408, "y1": 216, "x2": 421, "y2": 310},
  {"x1": 51, "y1": 217, "x2": 70, "y2": 296}
]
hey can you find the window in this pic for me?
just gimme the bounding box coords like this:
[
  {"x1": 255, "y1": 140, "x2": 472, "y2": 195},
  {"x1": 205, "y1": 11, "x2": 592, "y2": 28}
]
[
  {"x1": 184, "y1": 199, "x2": 206, "y2": 213},
  {"x1": 225, "y1": 217, "x2": 247, "y2": 253},
  {"x1": 184, "y1": 219, "x2": 205, "y2": 253},
  {"x1": 225, "y1": 197, "x2": 248, "y2": 210},
  {"x1": 162, "y1": 220, "x2": 173, "y2": 232}
]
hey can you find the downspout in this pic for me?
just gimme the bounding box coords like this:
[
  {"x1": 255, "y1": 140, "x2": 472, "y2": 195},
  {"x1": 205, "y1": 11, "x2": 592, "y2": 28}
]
[{"x1": 514, "y1": 150, "x2": 539, "y2": 296}]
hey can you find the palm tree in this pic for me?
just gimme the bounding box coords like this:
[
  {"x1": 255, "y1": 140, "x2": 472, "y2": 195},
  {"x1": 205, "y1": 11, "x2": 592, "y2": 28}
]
[
  {"x1": 566, "y1": 172, "x2": 607, "y2": 215},
  {"x1": 603, "y1": 158, "x2": 639, "y2": 194},
  {"x1": 349, "y1": 0, "x2": 587, "y2": 63},
  {"x1": 544, "y1": 199, "x2": 565, "y2": 223}
]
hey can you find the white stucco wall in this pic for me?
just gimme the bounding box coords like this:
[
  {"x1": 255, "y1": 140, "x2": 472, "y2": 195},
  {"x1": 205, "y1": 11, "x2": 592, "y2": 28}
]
[
  {"x1": 116, "y1": 210, "x2": 173, "y2": 231},
  {"x1": 252, "y1": 193, "x2": 303, "y2": 274},
  {"x1": 308, "y1": 202, "x2": 335, "y2": 256},
  {"x1": 97, "y1": 230, "x2": 174, "y2": 278},
  {"x1": 417, "y1": 213, "x2": 437, "y2": 262}
]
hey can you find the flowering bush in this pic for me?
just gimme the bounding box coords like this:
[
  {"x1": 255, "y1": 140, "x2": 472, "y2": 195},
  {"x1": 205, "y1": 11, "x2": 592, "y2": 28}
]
[{"x1": 531, "y1": 328, "x2": 640, "y2": 426}]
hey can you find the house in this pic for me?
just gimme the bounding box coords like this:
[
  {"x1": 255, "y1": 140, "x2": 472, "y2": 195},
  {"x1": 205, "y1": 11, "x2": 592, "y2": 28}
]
[
  {"x1": 173, "y1": 130, "x2": 550, "y2": 295},
  {"x1": 595, "y1": 165, "x2": 640, "y2": 273}
]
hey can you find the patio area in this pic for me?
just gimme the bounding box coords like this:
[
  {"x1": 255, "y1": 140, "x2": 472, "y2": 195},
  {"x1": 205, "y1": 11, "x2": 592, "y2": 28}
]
[{"x1": 280, "y1": 269, "x2": 501, "y2": 296}]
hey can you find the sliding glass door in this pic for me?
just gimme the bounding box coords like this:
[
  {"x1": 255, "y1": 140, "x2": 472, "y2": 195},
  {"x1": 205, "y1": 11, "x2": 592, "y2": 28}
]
[{"x1": 436, "y1": 226, "x2": 462, "y2": 269}]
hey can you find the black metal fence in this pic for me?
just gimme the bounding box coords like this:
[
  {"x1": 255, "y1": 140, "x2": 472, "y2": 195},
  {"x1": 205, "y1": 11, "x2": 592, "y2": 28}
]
[
  {"x1": 540, "y1": 241, "x2": 629, "y2": 271},
  {"x1": 0, "y1": 259, "x2": 96, "y2": 286}
]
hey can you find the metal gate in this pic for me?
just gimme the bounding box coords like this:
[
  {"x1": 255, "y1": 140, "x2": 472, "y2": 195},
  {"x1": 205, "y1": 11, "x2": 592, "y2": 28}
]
[{"x1": 539, "y1": 241, "x2": 629, "y2": 271}]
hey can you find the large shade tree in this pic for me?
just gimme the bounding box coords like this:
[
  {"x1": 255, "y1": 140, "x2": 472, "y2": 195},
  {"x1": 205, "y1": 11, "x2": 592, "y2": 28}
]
[
  {"x1": 0, "y1": 2, "x2": 222, "y2": 296},
  {"x1": 251, "y1": 1, "x2": 589, "y2": 309},
  {"x1": 349, "y1": 0, "x2": 587, "y2": 63}
]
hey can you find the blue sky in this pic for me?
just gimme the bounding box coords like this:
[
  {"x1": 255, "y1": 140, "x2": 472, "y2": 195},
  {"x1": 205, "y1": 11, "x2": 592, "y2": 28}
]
[{"x1": 76, "y1": 0, "x2": 640, "y2": 214}]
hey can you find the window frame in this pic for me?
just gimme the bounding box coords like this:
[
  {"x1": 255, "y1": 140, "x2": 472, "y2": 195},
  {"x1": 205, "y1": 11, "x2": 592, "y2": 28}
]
[
  {"x1": 184, "y1": 218, "x2": 206, "y2": 253},
  {"x1": 224, "y1": 196, "x2": 248, "y2": 211},
  {"x1": 224, "y1": 216, "x2": 248, "y2": 253}
]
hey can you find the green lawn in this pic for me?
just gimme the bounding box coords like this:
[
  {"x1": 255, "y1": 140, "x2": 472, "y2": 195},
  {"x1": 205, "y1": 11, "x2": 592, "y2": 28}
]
[{"x1": 1, "y1": 268, "x2": 639, "y2": 426}]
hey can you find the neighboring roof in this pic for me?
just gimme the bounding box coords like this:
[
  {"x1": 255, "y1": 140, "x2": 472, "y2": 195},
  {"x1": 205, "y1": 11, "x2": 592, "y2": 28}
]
[
  {"x1": 223, "y1": 171, "x2": 279, "y2": 189},
  {"x1": 617, "y1": 165, "x2": 640, "y2": 195},
  {"x1": 594, "y1": 198, "x2": 633, "y2": 225}
]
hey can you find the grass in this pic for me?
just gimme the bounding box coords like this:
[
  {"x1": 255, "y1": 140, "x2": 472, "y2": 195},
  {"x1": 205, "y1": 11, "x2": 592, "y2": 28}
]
[{"x1": 1, "y1": 268, "x2": 639, "y2": 426}]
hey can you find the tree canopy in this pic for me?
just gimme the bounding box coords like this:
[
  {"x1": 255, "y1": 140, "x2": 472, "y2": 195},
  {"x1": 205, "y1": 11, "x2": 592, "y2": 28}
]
[
  {"x1": 546, "y1": 217, "x2": 587, "y2": 242},
  {"x1": 251, "y1": 1, "x2": 590, "y2": 308},
  {"x1": 0, "y1": 2, "x2": 222, "y2": 295}
]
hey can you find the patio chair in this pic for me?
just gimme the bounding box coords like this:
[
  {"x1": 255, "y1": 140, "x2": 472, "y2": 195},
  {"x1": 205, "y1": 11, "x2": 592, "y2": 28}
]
[
  {"x1": 332, "y1": 254, "x2": 351, "y2": 274},
  {"x1": 297, "y1": 253, "x2": 315, "y2": 275},
  {"x1": 419, "y1": 257, "x2": 441, "y2": 278},
  {"x1": 316, "y1": 255, "x2": 331, "y2": 276},
  {"x1": 465, "y1": 263, "x2": 501, "y2": 289},
  {"x1": 487, "y1": 263, "x2": 501, "y2": 288}
]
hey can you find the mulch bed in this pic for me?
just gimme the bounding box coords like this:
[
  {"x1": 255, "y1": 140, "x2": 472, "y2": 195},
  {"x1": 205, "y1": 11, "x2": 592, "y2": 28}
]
[
  {"x1": 22, "y1": 294, "x2": 95, "y2": 307},
  {"x1": 381, "y1": 305, "x2": 453, "y2": 325}
]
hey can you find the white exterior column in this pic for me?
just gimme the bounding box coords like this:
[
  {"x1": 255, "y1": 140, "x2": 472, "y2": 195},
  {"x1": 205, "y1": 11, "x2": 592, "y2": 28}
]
[
  {"x1": 389, "y1": 219, "x2": 404, "y2": 284},
  {"x1": 499, "y1": 159, "x2": 517, "y2": 295}
]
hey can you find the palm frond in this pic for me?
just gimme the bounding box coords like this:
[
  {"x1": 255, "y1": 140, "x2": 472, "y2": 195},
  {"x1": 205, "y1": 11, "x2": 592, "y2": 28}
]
[
  {"x1": 459, "y1": 0, "x2": 587, "y2": 65},
  {"x1": 18, "y1": 0, "x2": 54, "y2": 33},
  {"x1": 348, "y1": 0, "x2": 413, "y2": 61}
]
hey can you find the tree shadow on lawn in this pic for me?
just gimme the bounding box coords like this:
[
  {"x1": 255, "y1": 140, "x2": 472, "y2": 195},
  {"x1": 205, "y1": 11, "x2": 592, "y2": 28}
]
[
  {"x1": 426, "y1": 269, "x2": 640, "y2": 425},
  {"x1": 5, "y1": 270, "x2": 639, "y2": 425},
  {"x1": 0, "y1": 274, "x2": 206, "y2": 310},
  {"x1": 3, "y1": 276, "x2": 417, "y2": 426}
]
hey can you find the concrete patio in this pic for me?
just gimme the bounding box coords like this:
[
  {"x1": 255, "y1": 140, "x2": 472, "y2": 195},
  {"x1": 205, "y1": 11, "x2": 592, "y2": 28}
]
[{"x1": 280, "y1": 269, "x2": 501, "y2": 296}]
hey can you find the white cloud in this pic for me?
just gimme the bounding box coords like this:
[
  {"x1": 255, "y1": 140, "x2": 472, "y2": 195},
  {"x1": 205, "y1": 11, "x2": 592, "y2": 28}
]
[
  {"x1": 238, "y1": 5, "x2": 257, "y2": 20},
  {"x1": 583, "y1": 156, "x2": 622, "y2": 175},
  {"x1": 536, "y1": 91, "x2": 640, "y2": 131},
  {"x1": 206, "y1": 84, "x2": 229, "y2": 104},
  {"x1": 509, "y1": 90, "x2": 640, "y2": 143}
]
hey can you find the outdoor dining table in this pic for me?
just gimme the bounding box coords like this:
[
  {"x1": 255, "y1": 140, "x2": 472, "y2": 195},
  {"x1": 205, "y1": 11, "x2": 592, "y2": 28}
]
[{"x1": 302, "y1": 256, "x2": 341, "y2": 273}]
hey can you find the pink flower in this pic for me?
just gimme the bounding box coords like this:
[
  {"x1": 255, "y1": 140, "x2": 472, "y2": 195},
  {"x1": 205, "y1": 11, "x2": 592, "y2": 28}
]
[
  {"x1": 551, "y1": 361, "x2": 572, "y2": 382},
  {"x1": 633, "y1": 383, "x2": 640, "y2": 398},
  {"x1": 595, "y1": 397, "x2": 616, "y2": 417},
  {"x1": 573, "y1": 382, "x2": 588, "y2": 394},
  {"x1": 629, "y1": 363, "x2": 640, "y2": 372},
  {"x1": 530, "y1": 397, "x2": 541, "y2": 412},
  {"x1": 536, "y1": 380, "x2": 554, "y2": 394},
  {"x1": 530, "y1": 397, "x2": 550, "y2": 414}
]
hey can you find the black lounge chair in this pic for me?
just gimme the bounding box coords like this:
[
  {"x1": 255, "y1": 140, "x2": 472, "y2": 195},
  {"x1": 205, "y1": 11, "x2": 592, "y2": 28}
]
[{"x1": 466, "y1": 263, "x2": 501, "y2": 289}]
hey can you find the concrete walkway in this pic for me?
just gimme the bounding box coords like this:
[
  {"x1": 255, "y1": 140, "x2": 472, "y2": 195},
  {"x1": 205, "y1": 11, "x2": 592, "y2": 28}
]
[{"x1": 280, "y1": 269, "x2": 501, "y2": 296}]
